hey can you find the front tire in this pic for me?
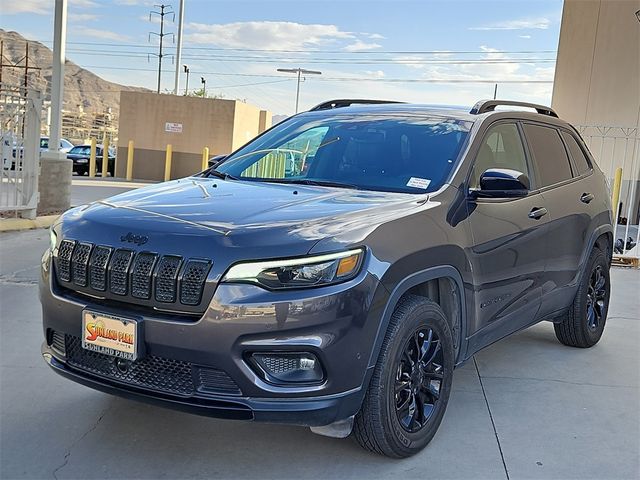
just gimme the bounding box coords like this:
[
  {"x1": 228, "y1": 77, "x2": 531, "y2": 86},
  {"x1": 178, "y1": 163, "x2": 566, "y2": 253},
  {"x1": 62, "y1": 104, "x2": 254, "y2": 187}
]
[
  {"x1": 353, "y1": 295, "x2": 454, "y2": 458},
  {"x1": 554, "y1": 247, "x2": 610, "y2": 348}
]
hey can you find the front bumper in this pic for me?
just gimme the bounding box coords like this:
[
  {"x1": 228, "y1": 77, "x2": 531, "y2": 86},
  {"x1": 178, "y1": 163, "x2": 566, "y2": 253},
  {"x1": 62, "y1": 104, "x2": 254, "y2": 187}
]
[
  {"x1": 42, "y1": 342, "x2": 364, "y2": 426},
  {"x1": 40, "y1": 249, "x2": 390, "y2": 426}
]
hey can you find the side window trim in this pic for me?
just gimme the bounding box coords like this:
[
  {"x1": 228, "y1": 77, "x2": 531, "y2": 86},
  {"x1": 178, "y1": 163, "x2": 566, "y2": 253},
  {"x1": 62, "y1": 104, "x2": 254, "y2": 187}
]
[
  {"x1": 465, "y1": 119, "x2": 537, "y2": 194},
  {"x1": 558, "y1": 127, "x2": 594, "y2": 179}
]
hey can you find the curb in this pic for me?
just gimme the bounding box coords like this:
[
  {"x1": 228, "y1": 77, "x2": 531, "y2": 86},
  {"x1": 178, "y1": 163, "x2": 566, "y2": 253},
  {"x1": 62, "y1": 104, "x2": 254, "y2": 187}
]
[{"x1": 0, "y1": 215, "x2": 59, "y2": 233}]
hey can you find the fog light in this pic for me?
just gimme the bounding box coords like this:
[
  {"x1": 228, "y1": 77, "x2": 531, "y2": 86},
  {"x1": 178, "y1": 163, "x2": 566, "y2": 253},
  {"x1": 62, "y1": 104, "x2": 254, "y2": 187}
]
[{"x1": 250, "y1": 352, "x2": 324, "y2": 385}]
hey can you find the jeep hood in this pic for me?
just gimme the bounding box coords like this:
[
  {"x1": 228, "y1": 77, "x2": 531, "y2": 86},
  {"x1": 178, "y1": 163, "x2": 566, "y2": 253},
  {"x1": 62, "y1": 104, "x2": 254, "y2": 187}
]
[{"x1": 60, "y1": 177, "x2": 430, "y2": 259}]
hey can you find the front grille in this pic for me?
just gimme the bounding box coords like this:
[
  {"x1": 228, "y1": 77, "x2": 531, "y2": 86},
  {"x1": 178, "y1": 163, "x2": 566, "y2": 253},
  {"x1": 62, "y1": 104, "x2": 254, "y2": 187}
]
[
  {"x1": 155, "y1": 255, "x2": 182, "y2": 303},
  {"x1": 72, "y1": 243, "x2": 92, "y2": 287},
  {"x1": 54, "y1": 239, "x2": 213, "y2": 313},
  {"x1": 57, "y1": 240, "x2": 75, "y2": 282},
  {"x1": 196, "y1": 367, "x2": 242, "y2": 396},
  {"x1": 62, "y1": 334, "x2": 242, "y2": 397},
  {"x1": 109, "y1": 249, "x2": 134, "y2": 295},
  {"x1": 65, "y1": 335, "x2": 195, "y2": 396},
  {"x1": 180, "y1": 260, "x2": 212, "y2": 305},
  {"x1": 131, "y1": 252, "x2": 157, "y2": 299},
  {"x1": 89, "y1": 246, "x2": 112, "y2": 291},
  {"x1": 50, "y1": 330, "x2": 66, "y2": 356}
]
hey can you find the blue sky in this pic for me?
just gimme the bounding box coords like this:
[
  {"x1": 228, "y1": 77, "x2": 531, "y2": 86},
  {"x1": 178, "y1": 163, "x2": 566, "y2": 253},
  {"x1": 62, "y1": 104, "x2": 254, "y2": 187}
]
[{"x1": 2, "y1": 0, "x2": 564, "y2": 115}]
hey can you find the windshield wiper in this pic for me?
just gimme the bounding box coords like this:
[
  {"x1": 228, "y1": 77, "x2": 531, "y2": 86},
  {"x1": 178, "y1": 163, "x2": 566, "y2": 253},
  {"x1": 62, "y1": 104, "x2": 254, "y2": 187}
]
[
  {"x1": 206, "y1": 169, "x2": 240, "y2": 181},
  {"x1": 280, "y1": 179, "x2": 362, "y2": 190}
]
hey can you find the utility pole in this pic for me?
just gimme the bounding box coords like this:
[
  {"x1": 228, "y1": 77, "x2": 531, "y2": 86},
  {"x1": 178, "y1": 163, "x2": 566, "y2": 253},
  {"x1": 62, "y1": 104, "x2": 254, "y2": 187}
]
[
  {"x1": 149, "y1": 4, "x2": 174, "y2": 94},
  {"x1": 183, "y1": 64, "x2": 189, "y2": 95},
  {"x1": 276, "y1": 67, "x2": 322, "y2": 113},
  {"x1": 173, "y1": 0, "x2": 184, "y2": 95},
  {"x1": 493, "y1": 83, "x2": 498, "y2": 99},
  {"x1": 40, "y1": 0, "x2": 72, "y2": 214},
  {"x1": 200, "y1": 76, "x2": 206, "y2": 98}
]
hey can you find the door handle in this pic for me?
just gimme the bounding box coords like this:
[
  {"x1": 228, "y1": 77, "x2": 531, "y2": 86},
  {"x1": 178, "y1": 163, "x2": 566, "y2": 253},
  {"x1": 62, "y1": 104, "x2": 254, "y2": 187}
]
[
  {"x1": 580, "y1": 192, "x2": 595, "y2": 204},
  {"x1": 528, "y1": 207, "x2": 548, "y2": 219}
]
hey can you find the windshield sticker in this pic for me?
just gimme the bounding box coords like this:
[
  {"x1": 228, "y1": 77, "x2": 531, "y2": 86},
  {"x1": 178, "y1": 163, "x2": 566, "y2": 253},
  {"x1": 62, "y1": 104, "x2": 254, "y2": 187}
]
[{"x1": 406, "y1": 177, "x2": 431, "y2": 189}]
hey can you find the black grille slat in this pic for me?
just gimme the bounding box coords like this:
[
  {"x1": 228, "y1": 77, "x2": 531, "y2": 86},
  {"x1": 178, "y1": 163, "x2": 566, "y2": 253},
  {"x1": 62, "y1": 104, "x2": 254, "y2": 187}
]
[
  {"x1": 131, "y1": 252, "x2": 158, "y2": 299},
  {"x1": 72, "y1": 243, "x2": 92, "y2": 287},
  {"x1": 155, "y1": 256, "x2": 182, "y2": 303},
  {"x1": 180, "y1": 260, "x2": 212, "y2": 305},
  {"x1": 65, "y1": 335, "x2": 194, "y2": 396},
  {"x1": 51, "y1": 331, "x2": 66, "y2": 356},
  {"x1": 57, "y1": 240, "x2": 76, "y2": 282},
  {"x1": 109, "y1": 249, "x2": 134, "y2": 296},
  {"x1": 89, "y1": 246, "x2": 112, "y2": 291},
  {"x1": 197, "y1": 367, "x2": 242, "y2": 396}
]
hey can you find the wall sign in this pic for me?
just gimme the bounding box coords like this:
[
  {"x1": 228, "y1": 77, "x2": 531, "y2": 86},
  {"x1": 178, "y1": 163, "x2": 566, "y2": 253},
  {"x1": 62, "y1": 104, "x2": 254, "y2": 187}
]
[{"x1": 165, "y1": 122, "x2": 183, "y2": 133}]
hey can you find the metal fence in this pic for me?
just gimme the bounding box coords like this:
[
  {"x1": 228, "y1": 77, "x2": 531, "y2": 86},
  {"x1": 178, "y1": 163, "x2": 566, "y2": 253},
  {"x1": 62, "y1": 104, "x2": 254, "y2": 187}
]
[
  {"x1": 0, "y1": 85, "x2": 42, "y2": 219},
  {"x1": 578, "y1": 125, "x2": 640, "y2": 259}
]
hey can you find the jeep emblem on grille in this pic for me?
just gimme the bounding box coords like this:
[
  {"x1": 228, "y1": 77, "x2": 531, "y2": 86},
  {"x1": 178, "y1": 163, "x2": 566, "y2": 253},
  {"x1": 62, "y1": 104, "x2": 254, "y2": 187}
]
[{"x1": 120, "y1": 232, "x2": 149, "y2": 246}]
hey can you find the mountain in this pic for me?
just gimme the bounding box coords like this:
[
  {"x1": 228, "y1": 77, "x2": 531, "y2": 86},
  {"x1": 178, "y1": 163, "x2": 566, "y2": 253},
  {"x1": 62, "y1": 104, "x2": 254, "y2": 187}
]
[{"x1": 0, "y1": 29, "x2": 147, "y2": 117}]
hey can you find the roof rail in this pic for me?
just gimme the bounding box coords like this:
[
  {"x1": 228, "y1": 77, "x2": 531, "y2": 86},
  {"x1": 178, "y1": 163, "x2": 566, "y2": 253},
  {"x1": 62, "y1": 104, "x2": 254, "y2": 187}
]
[
  {"x1": 470, "y1": 99, "x2": 558, "y2": 118},
  {"x1": 309, "y1": 99, "x2": 405, "y2": 111}
]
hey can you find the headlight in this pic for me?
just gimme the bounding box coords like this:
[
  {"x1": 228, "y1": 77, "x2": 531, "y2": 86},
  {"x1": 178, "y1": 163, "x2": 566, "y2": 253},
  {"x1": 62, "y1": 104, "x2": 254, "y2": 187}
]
[
  {"x1": 222, "y1": 248, "x2": 364, "y2": 290},
  {"x1": 49, "y1": 227, "x2": 57, "y2": 252}
]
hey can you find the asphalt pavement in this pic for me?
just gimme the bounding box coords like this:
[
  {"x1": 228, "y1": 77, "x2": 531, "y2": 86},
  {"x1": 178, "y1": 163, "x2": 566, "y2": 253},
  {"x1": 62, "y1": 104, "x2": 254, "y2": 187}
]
[{"x1": 1, "y1": 180, "x2": 638, "y2": 479}]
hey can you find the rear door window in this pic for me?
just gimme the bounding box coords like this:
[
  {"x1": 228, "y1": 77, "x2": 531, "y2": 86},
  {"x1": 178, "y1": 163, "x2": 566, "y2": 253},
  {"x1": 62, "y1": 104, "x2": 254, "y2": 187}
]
[
  {"x1": 560, "y1": 131, "x2": 592, "y2": 176},
  {"x1": 523, "y1": 124, "x2": 573, "y2": 188}
]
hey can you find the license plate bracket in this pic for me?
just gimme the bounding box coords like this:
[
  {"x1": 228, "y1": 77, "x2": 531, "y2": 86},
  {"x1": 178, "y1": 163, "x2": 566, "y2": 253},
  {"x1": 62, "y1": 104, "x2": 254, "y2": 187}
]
[{"x1": 82, "y1": 310, "x2": 141, "y2": 361}]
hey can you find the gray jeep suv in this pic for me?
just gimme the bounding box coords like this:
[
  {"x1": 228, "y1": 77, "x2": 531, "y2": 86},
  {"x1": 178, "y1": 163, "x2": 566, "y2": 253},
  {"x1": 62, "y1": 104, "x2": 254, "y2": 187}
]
[{"x1": 41, "y1": 99, "x2": 613, "y2": 457}]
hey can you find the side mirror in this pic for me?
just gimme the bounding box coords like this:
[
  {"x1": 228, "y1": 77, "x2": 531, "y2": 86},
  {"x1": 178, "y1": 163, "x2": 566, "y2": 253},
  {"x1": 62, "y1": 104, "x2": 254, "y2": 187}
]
[
  {"x1": 474, "y1": 168, "x2": 530, "y2": 198},
  {"x1": 207, "y1": 154, "x2": 227, "y2": 169}
]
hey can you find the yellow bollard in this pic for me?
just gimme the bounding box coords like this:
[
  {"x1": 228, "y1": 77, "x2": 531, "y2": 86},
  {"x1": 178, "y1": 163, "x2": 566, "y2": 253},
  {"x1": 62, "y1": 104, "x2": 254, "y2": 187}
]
[
  {"x1": 201, "y1": 146, "x2": 209, "y2": 171},
  {"x1": 611, "y1": 167, "x2": 623, "y2": 220},
  {"x1": 101, "y1": 136, "x2": 110, "y2": 178},
  {"x1": 164, "y1": 144, "x2": 173, "y2": 182},
  {"x1": 89, "y1": 138, "x2": 97, "y2": 177},
  {"x1": 126, "y1": 140, "x2": 134, "y2": 181}
]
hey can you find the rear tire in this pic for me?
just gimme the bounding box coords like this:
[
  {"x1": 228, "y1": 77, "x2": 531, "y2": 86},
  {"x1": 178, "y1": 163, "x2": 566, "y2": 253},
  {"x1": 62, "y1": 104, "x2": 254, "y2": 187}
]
[
  {"x1": 554, "y1": 247, "x2": 610, "y2": 348},
  {"x1": 353, "y1": 295, "x2": 454, "y2": 458}
]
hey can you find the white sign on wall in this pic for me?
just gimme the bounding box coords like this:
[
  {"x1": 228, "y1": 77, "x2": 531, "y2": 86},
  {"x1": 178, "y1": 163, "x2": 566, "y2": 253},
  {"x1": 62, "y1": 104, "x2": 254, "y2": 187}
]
[{"x1": 165, "y1": 122, "x2": 183, "y2": 133}]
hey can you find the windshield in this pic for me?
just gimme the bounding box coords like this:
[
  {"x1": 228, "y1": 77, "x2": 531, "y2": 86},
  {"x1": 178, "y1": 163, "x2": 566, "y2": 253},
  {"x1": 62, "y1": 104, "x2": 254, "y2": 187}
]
[{"x1": 214, "y1": 114, "x2": 471, "y2": 193}]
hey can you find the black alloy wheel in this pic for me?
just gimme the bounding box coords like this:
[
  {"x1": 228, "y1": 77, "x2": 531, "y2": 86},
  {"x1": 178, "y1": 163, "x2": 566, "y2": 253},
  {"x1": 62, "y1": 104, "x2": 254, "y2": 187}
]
[{"x1": 394, "y1": 327, "x2": 444, "y2": 433}]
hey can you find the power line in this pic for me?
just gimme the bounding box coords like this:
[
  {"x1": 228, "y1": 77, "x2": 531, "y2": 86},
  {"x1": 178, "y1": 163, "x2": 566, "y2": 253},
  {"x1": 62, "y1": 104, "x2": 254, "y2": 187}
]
[{"x1": 76, "y1": 64, "x2": 553, "y2": 84}]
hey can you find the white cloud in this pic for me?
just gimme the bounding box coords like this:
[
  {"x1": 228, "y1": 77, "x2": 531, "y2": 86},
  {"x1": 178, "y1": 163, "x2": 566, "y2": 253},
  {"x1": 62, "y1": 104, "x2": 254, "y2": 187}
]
[
  {"x1": 364, "y1": 33, "x2": 385, "y2": 40},
  {"x1": 68, "y1": 13, "x2": 100, "y2": 22},
  {"x1": 469, "y1": 17, "x2": 551, "y2": 31},
  {"x1": 2, "y1": 0, "x2": 49, "y2": 14},
  {"x1": 185, "y1": 21, "x2": 355, "y2": 50},
  {"x1": 364, "y1": 70, "x2": 385, "y2": 79},
  {"x1": 73, "y1": 26, "x2": 131, "y2": 41},
  {"x1": 69, "y1": 0, "x2": 100, "y2": 7},
  {"x1": 519, "y1": 35, "x2": 532, "y2": 39},
  {"x1": 343, "y1": 40, "x2": 382, "y2": 52}
]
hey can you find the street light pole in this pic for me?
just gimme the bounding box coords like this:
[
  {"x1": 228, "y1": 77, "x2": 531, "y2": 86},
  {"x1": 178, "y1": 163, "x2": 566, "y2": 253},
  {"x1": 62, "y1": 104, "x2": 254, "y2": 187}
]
[
  {"x1": 201, "y1": 76, "x2": 206, "y2": 98},
  {"x1": 183, "y1": 65, "x2": 189, "y2": 95},
  {"x1": 276, "y1": 67, "x2": 322, "y2": 113},
  {"x1": 173, "y1": 0, "x2": 184, "y2": 95}
]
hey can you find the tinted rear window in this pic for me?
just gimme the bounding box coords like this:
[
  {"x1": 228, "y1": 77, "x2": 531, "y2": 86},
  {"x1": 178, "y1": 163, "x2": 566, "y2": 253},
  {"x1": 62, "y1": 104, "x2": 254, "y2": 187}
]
[
  {"x1": 523, "y1": 124, "x2": 573, "y2": 187},
  {"x1": 561, "y1": 131, "x2": 591, "y2": 176}
]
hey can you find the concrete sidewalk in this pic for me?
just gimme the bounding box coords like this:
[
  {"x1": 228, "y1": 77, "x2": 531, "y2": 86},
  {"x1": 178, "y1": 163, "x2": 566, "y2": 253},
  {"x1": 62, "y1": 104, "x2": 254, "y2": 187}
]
[{"x1": 0, "y1": 229, "x2": 638, "y2": 479}]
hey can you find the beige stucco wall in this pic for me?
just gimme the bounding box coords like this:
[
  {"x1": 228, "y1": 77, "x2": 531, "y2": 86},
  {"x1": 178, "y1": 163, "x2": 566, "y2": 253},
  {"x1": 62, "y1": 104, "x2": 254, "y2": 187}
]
[
  {"x1": 552, "y1": 0, "x2": 639, "y2": 127},
  {"x1": 552, "y1": 0, "x2": 640, "y2": 225},
  {"x1": 116, "y1": 91, "x2": 272, "y2": 180}
]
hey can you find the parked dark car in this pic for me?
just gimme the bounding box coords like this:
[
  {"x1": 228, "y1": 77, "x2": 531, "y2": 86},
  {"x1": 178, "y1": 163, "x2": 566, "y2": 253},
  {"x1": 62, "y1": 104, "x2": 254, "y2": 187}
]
[
  {"x1": 41, "y1": 99, "x2": 613, "y2": 458},
  {"x1": 67, "y1": 144, "x2": 115, "y2": 176}
]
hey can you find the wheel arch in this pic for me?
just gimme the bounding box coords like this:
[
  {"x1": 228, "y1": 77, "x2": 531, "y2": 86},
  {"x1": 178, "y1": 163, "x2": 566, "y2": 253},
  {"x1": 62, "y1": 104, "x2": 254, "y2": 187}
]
[{"x1": 367, "y1": 265, "x2": 467, "y2": 370}]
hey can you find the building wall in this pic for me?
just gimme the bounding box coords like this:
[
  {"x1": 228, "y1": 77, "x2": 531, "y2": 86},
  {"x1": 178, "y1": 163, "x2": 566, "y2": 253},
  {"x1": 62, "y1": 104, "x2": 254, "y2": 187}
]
[
  {"x1": 552, "y1": 0, "x2": 640, "y2": 225},
  {"x1": 115, "y1": 91, "x2": 271, "y2": 181},
  {"x1": 552, "y1": 0, "x2": 639, "y2": 127}
]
